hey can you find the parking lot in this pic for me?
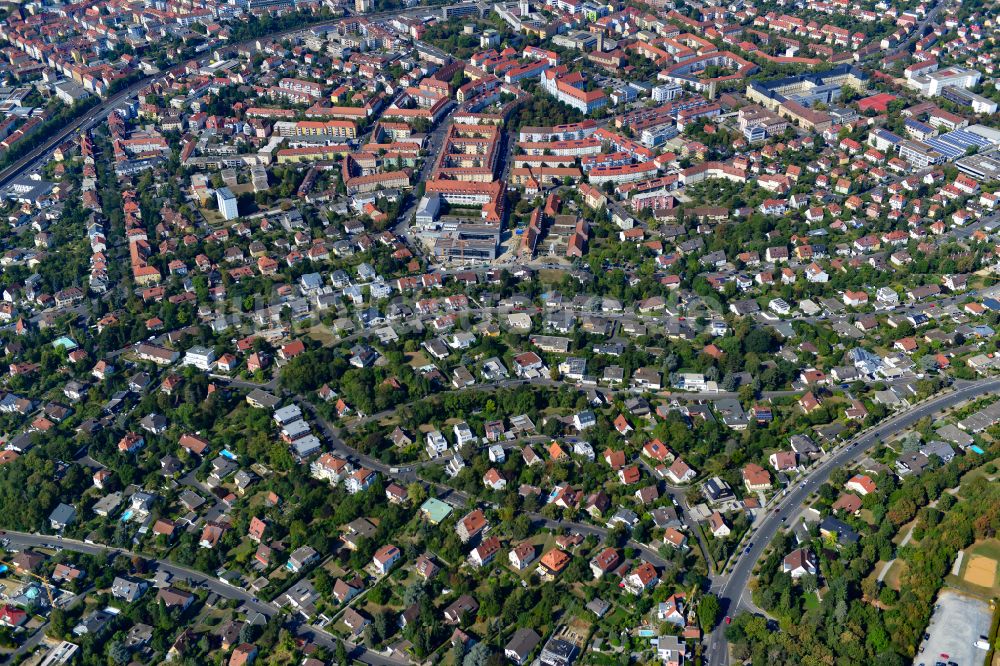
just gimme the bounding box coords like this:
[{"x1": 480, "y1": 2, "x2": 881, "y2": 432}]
[{"x1": 915, "y1": 590, "x2": 991, "y2": 666}]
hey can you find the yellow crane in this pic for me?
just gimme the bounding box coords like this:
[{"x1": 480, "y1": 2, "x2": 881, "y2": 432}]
[{"x1": 0, "y1": 559, "x2": 56, "y2": 607}]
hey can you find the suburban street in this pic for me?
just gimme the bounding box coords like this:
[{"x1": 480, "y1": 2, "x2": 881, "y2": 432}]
[
  {"x1": 0, "y1": 531, "x2": 409, "y2": 666},
  {"x1": 0, "y1": 0, "x2": 994, "y2": 660},
  {"x1": 6, "y1": 376, "x2": 996, "y2": 665},
  {"x1": 300, "y1": 398, "x2": 673, "y2": 568},
  {"x1": 0, "y1": 80, "x2": 148, "y2": 192},
  {"x1": 704, "y1": 377, "x2": 1000, "y2": 666},
  {"x1": 0, "y1": 1, "x2": 480, "y2": 195}
]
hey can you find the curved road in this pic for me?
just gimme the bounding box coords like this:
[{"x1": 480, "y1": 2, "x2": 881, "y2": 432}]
[
  {"x1": 7, "y1": 379, "x2": 994, "y2": 666},
  {"x1": 299, "y1": 398, "x2": 673, "y2": 568},
  {"x1": 705, "y1": 377, "x2": 1000, "y2": 666},
  {"x1": 0, "y1": 531, "x2": 407, "y2": 666}
]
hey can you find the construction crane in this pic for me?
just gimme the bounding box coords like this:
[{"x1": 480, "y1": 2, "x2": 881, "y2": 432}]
[{"x1": 0, "y1": 558, "x2": 56, "y2": 607}]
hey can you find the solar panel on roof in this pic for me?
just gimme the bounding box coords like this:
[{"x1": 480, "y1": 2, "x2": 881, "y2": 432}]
[
  {"x1": 964, "y1": 132, "x2": 989, "y2": 146},
  {"x1": 924, "y1": 138, "x2": 962, "y2": 159},
  {"x1": 904, "y1": 118, "x2": 935, "y2": 133},
  {"x1": 941, "y1": 129, "x2": 990, "y2": 148},
  {"x1": 919, "y1": 129, "x2": 993, "y2": 162}
]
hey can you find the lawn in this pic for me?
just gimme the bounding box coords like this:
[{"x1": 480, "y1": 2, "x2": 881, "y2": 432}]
[
  {"x1": 857, "y1": 508, "x2": 877, "y2": 526},
  {"x1": 320, "y1": 559, "x2": 348, "y2": 579},
  {"x1": 199, "y1": 207, "x2": 226, "y2": 226},
  {"x1": 892, "y1": 518, "x2": 918, "y2": 546},
  {"x1": 191, "y1": 608, "x2": 230, "y2": 633},
  {"x1": 803, "y1": 590, "x2": 821, "y2": 611},
  {"x1": 965, "y1": 539, "x2": 1000, "y2": 562},
  {"x1": 957, "y1": 465, "x2": 998, "y2": 494},
  {"x1": 405, "y1": 351, "x2": 430, "y2": 368},
  {"x1": 860, "y1": 559, "x2": 906, "y2": 596},
  {"x1": 229, "y1": 537, "x2": 257, "y2": 567},
  {"x1": 884, "y1": 560, "x2": 907, "y2": 592},
  {"x1": 539, "y1": 268, "x2": 570, "y2": 283},
  {"x1": 306, "y1": 325, "x2": 339, "y2": 347}
]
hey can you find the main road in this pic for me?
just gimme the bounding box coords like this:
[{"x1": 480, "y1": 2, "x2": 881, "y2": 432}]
[
  {"x1": 704, "y1": 377, "x2": 1000, "y2": 666},
  {"x1": 0, "y1": 0, "x2": 480, "y2": 193},
  {"x1": 0, "y1": 80, "x2": 151, "y2": 192}
]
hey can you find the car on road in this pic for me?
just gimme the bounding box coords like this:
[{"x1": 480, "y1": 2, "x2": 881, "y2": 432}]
[{"x1": 725, "y1": 616, "x2": 731, "y2": 625}]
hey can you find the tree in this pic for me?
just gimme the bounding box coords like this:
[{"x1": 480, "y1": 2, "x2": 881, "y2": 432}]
[
  {"x1": 334, "y1": 640, "x2": 349, "y2": 665},
  {"x1": 743, "y1": 328, "x2": 775, "y2": 355},
  {"x1": 109, "y1": 641, "x2": 130, "y2": 665},
  {"x1": 722, "y1": 373, "x2": 739, "y2": 392},
  {"x1": 373, "y1": 610, "x2": 391, "y2": 644},
  {"x1": 407, "y1": 482, "x2": 427, "y2": 506},
  {"x1": 463, "y1": 642, "x2": 492, "y2": 666},
  {"x1": 314, "y1": 568, "x2": 334, "y2": 596},
  {"x1": 698, "y1": 594, "x2": 720, "y2": 630},
  {"x1": 510, "y1": 513, "x2": 531, "y2": 539},
  {"x1": 369, "y1": 584, "x2": 390, "y2": 605},
  {"x1": 451, "y1": 641, "x2": 467, "y2": 665},
  {"x1": 403, "y1": 581, "x2": 427, "y2": 606},
  {"x1": 239, "y1": 622, "x2": 260, "y2": 644},
  {"x1": 47, "y1": 608, "x2": 70, "y2": 639}
]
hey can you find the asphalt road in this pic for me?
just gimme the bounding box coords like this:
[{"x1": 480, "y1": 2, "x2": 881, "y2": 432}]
[
  {"x1": 9, "y1": 376, "x2": 991, "y2": 666},
  {"x1": 0, "y1": 1, "x2": 474, "y2": 195},
  {"x1": 301, "y1": 397, "x2": 673, "y2": 568},
  {"x1": 704, "y1": 377, "x2": 1000, "y2": 666},
  {"x1": 0, "y1": 531, "x2": 407, "y2": 666},
  {"x1": 2, "y1": 532, "x2": 276, "y2": 613},
  {"x1": 0, "y1": 79, "x2": 153, "y2": 192}
]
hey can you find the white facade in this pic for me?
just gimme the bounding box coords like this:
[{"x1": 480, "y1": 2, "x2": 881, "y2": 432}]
[
  {"x1": 425, "y1": 430, "x2": 448, "y2": 457},
  {"x1": 216, "y1": 187, "x2": 239, "y2": 220},
  {"x1": 907, "y1": 66, "x2": 981, "y2": 96},
  {"x1": 652, "y1": 83, "x2": 683, "y2": 102},
  {"x1": 453, "y1": 422, "x2": 476, "y2": 447},
  {"x1": 183, "y1": 346, "x2": 216, "y2": 371}
]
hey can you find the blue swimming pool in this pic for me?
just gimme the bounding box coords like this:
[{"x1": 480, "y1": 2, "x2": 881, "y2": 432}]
[
  {"x1": 52, "y1": 336, "x2": 78, "y2": 351},
  {"x1": 120, "y1": 509, "x2": 134, "y2": 522},
  {"x1": 970, "y1": 445, "x2": 985, "y2": 454}
]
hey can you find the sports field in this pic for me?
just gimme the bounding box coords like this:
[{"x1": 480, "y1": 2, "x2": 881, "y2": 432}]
[
  {"x1": 948, "y1": 539, "x2": 1000, "y2": 599},
  {"x1": 965, "y1": 554, "x2": 998, "y2": 588}
]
